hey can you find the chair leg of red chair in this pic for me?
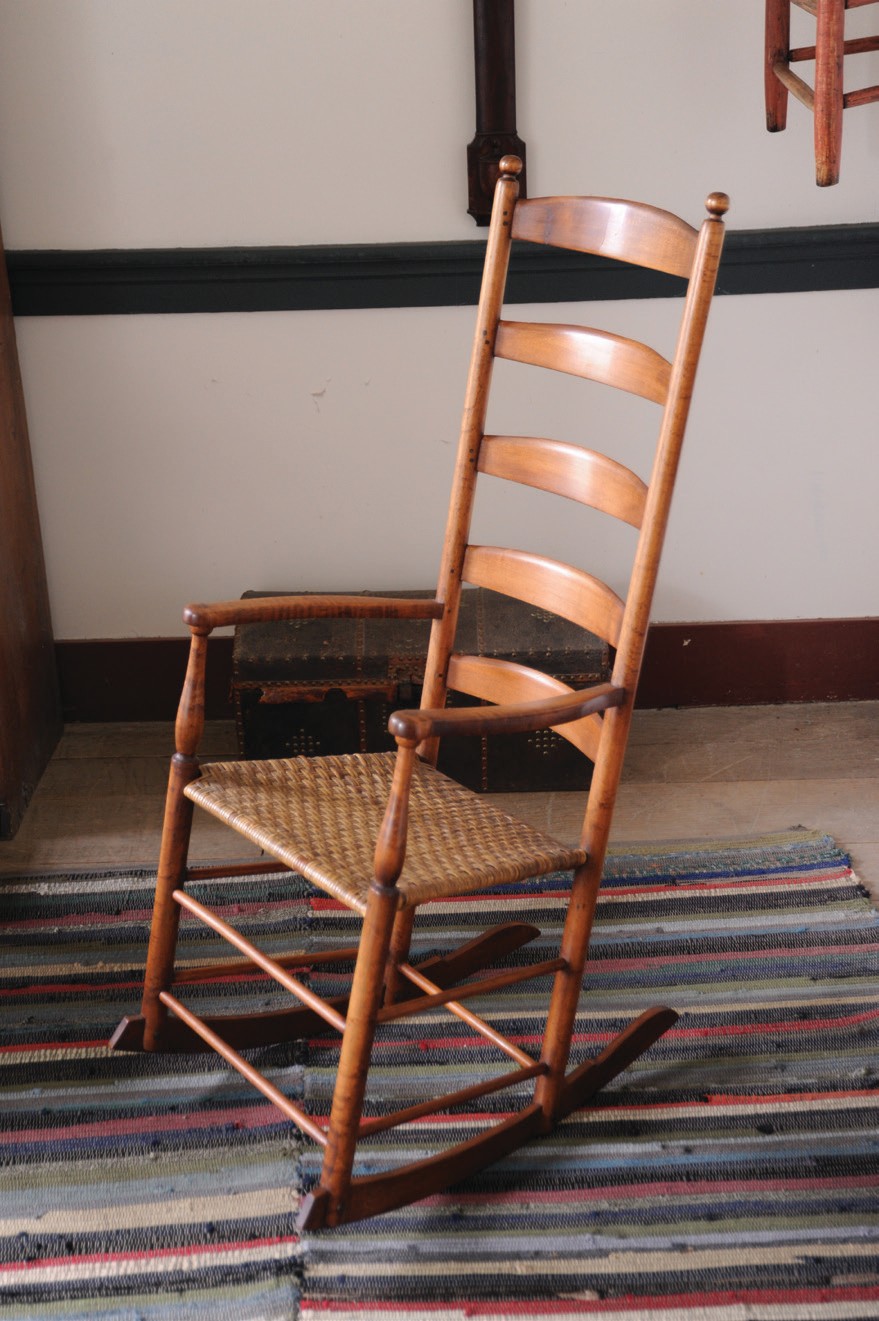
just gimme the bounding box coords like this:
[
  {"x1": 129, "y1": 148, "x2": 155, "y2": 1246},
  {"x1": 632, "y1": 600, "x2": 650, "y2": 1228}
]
[
  {"x1": 815, "y1": 0, "x2": 845, "y2": 185},
  {"x1": 765, "y1": 0, "x2": 791, "y2": 131}
]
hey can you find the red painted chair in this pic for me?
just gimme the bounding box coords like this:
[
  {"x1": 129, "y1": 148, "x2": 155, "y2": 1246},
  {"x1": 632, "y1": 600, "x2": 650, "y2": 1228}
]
[{"x1": 765, "y1": 0, "x2": 879, "y2": 185}]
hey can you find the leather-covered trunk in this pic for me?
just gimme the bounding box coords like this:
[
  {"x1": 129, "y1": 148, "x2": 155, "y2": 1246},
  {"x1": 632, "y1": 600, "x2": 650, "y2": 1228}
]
[{"x1": 232, "y1": 588, "x2": 610, "y2": 792}]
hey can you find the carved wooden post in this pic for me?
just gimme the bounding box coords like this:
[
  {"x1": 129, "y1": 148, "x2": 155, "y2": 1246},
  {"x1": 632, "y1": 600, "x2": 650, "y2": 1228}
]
[{"x1": 467, "y1": 0, "x2": 526, "y2": 224}]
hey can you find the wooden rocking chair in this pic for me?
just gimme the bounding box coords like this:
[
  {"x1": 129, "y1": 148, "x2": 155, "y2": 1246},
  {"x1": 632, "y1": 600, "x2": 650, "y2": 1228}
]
[{"x1": 111, "y1": 158, "x2": 728, "y2": 1229}]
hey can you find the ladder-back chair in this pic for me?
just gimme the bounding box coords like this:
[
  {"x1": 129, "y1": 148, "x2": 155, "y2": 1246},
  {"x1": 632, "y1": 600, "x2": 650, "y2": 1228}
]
[
  {"x1": 111, "y1": 158, "x2": 728, "y2": 1230},
  {"x1": 765, "y1": 0, "x2": 879, "y2": 185}
]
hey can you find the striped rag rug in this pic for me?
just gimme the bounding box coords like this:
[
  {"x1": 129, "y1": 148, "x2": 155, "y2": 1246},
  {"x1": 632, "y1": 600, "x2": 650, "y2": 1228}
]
[{"x1": 1, "y1": 828, "x2": 878, "y2": 1321}]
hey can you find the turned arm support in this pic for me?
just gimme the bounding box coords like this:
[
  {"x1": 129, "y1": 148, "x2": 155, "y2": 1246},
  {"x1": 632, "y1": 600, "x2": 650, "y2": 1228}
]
[
  {"x1": 389, "y1": 681, "x2": 626, "y2": 743},
  {"x1": 183, "y1": 594, "x2": 443, "y2": 632},
  {"x1": 374, "y1": 683, "x2": 624, "y2": 887}
]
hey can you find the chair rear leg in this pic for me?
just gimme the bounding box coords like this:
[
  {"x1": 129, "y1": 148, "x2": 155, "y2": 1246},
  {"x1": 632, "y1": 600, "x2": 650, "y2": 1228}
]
[
  {"x1": 765, "y1": 0, "x2": 790, "y2": 131},
  {"x1": 534, "y1": 855, "x2": 604, "y2": 1125},
  {"x1": 140, "y1": 753, "x2": 199, "y2": 1050},
  {"x1": 536, "y1": 855, "x2": 676, "y2": 1125}
]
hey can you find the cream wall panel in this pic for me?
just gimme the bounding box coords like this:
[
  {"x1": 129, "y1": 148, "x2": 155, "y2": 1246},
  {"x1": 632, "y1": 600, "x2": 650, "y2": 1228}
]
[
  {"x1": 516, "y1": 1, "x2": 879, "y2": 227},
  {"x1": 0, "y1": 1, "x2": 877, "y2": 249},
  {"x1": 15, "y1": 287, "x2": 878, "y2": 638},
  {"x1": 0, "y1": 0, "x2": 473, "y2": 248},
  {"x1": 2, "y1": 2, "x2": 876, "y2": 639}
]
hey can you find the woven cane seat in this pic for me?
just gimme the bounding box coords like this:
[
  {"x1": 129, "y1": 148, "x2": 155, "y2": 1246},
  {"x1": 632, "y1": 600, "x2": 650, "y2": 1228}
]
[{"x1": 185, "y1": 752, "x2": 586, "y2": 913}]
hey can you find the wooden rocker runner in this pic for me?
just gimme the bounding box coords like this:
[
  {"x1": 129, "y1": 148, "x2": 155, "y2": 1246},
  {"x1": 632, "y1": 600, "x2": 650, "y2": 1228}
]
[{"x1": 111, "y1": 158, "x2": 728, "y2": 1229}]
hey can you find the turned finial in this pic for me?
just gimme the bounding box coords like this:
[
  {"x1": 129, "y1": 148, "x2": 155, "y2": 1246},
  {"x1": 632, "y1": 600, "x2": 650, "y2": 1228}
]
[
  {"x1": 499, "y1": 155, "x2": 523, "y2": 179},
  {"x1": 705, "y1": 191, "x2": 730, "y2": 218}
]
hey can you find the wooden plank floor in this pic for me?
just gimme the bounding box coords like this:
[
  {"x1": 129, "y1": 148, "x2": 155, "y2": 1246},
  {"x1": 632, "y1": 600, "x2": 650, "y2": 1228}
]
[{"x1": 1, "y1": 703, "x2": 877, "y2": 898}]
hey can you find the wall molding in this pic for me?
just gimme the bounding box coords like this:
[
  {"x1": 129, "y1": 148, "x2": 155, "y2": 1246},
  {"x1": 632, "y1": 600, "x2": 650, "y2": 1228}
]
[
  {"x1": 7, "y1": 224, "x2": 879, "y2": 316},
  {"x1": 54, "y1": 618, "x2": 879, "y2": 723}
]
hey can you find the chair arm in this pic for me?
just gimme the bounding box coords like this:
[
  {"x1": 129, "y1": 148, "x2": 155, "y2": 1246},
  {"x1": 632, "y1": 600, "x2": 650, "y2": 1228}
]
[
  {"x1": 183, "y1": 594, "x2": 444, "y2": 632},
  {"x1": 388, "y1": 682, "x2": 626, "y2": 743}
]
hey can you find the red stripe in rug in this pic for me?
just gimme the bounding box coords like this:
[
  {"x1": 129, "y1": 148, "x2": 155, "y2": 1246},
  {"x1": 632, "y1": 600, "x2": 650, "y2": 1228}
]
[
  {"x1": 592, "y1": 942, "x2": 879, "y2": 970},
  {"x1": 602, "y1": 870, "x2": 851, "y2": 897},
  {"x1": 300, "y1": 1284, "x2": 879, "y2": 1313},
  {"x1": 408, "y1": 1098, "x2": 879, "y2": 1130},
  {"x1": 7, "y1": 1090, "x2": 875, "y2": 1147},
  {"x1": 578, "y1": 1087, "x2": 877, "y2": 1111},
  {"x1": 3, "y1": 980, "x2": 148, "y2": 996},
  {"x1": 3, "y1": 972, "x2": 278, "y2": 995},
  {"x1": 703, "y1": 1087, "x2": 878, "y2": 1105},
  {"x1": 0, "y1": 1234, "x2": 299, "y2": 1275},
  {"x1": 4, "y1": 898, "x2": 309, "y2": 932},
  {"x1": 297, "y1": 941, "x2": 877, "y2": 991},
  {"x1": 305, "y1": 872, "x2": 853, "y2": 911},
  {"x1": 1, "y1": 1101, "x2": 278, "y2": 1144},
  {"x1": 672, "y1": 1006, "x2": 879, "y2": 1037},
  {"x1": 0, "y1": 1039, "x2": 107, "y2": 1054},
  {"x1": 311, "y1": 1008, "x2": 879, "y2": 1052},
  {"x1": 8, "y1": 864, "x2": 851, "y2": 931},
  {"x1": 15, "y1": 1000, "x2": 869, "y2": 1061},
  {"x1": 423, "y1": 1172, "x2": 879, "y2": 1203},
  {"x1": 16, "y1": 936, "x2": 877, "y2": 997}
]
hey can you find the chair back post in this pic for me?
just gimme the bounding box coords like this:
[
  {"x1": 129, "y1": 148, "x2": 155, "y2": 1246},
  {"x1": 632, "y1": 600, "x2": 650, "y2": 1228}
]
[
  {"x1": 579, "y1": 192, "x2": 728, "y2": 857},
  {"x1": 418, "y1": 155, "x2": 523, "y2": 765},
  {"x1": 611, "y1": 192, "x2": 728, "y2": 699}
]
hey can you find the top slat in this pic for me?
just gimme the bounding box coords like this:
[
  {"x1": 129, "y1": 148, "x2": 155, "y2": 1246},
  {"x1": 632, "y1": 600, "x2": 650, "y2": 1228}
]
[{"x1": 512, "y1": 196, "x2": 699, "y2": 280}]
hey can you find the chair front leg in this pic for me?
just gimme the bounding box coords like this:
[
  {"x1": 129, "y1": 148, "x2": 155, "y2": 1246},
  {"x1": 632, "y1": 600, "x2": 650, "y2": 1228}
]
[
  {"x1": 307, "y1": 883, "x2": 400, "y2": 1224},
  {"x1": 140, "y1": 754, "x2": 199, "y2": 1049},
  {"x1": 303, "y1": 737, "x2": 417, "y2": 1225},
  {"x1": 141, "y1": 629, "x2": 208, "y2": 1050}
]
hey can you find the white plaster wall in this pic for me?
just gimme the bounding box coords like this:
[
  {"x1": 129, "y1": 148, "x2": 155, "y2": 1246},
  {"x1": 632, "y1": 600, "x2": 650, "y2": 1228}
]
[
  {"x1": 1, "y1": 1, "x2": 877, "y2": 636},
  {"x1": 15, "y1": 284, "x2": 879, "y2": 637},
  {"x1": 1, "y1": 0, "x2": 878, "y2": 245}
]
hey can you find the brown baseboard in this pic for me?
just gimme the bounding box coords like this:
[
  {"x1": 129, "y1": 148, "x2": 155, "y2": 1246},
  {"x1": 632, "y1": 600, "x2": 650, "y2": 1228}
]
[
  {"x1": 55, "y1": 637, "x2": 234, "y2": 722},
  {"x1": 54, "y1": 618, "x2": 879, "y2": 723},
  {"x1": 637, "y1": 618, "x2": 879, "y2": 708}
]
